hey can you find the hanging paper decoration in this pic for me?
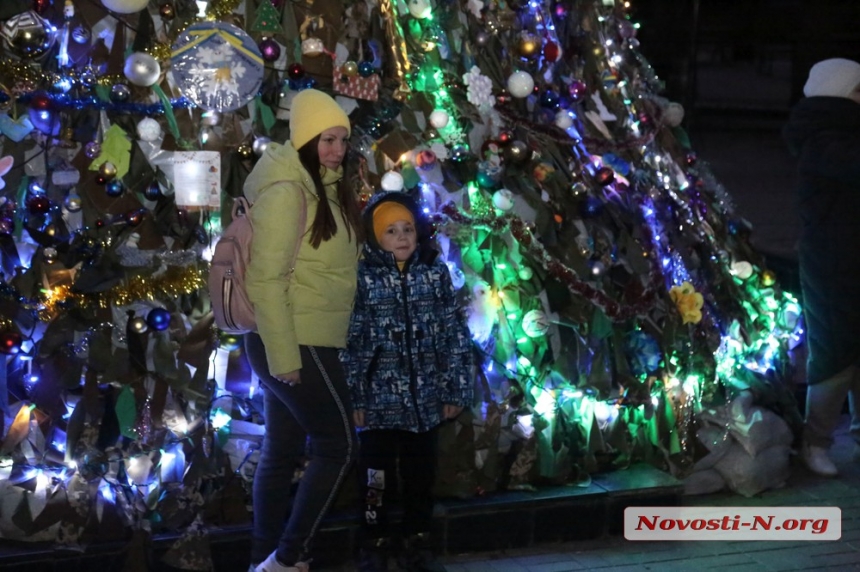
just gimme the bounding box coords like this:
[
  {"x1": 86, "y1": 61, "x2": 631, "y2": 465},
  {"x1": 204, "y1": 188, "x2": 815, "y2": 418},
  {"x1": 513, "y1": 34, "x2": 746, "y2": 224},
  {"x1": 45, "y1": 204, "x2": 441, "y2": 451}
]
[
  {"x1": 172, "y1": 151, "x2": 221, "y2": 208},
  {"x1": 170, "y1": 22, "x2": 264, "y2": 112},
  {"x1": 251, "y1": 0, "x2": 284, "y2": 34}
]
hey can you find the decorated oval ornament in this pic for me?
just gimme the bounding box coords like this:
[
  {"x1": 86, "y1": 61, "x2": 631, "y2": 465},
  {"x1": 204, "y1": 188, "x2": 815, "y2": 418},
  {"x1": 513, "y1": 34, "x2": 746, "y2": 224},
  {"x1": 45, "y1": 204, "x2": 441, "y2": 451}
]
[{"x1": 171, "y1": 22, "x2": 264, "y2": 112}]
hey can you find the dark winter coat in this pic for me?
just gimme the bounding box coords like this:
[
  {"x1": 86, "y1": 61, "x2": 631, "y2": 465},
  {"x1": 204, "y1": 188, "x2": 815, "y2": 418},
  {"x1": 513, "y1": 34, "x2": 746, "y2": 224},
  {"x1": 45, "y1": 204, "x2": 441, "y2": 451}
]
[
  {"x1": 783, "y1": 96, "x2": 860, "y2": 384},
  {"x1": 341, "y1": 193, "x2": 474, "y2": 432}
]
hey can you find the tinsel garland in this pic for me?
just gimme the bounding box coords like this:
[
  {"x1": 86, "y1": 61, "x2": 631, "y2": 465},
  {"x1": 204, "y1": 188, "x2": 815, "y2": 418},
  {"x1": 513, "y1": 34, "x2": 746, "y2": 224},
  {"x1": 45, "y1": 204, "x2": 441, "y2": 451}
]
[
  {"x1": 16, "y1": 92, "x2": 194, "y2": 116},
  {"x1": 4, "y1": 265, "x2": 206, "y2": 322},
  {"x1": 439, "y1": 202, "x2": 665, "y2": 322}
]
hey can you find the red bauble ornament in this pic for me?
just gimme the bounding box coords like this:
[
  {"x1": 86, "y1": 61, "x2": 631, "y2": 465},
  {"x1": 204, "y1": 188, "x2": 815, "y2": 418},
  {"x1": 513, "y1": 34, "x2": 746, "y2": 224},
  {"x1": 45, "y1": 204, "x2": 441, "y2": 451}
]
[
  {"x1": 685, "y1": 151, "x2": 697, "y2": 166},
  {"x1": 33, "y1": 0, "x2": 49, "y2": 13},
  {"x1": 27, "y1": 195, "x2": 51, "y2": 214},
  {"x1": 498, "y1": 130, "x2": 514, "y2": 145},
  {"x1": 595, "y1": 166, "x2": 615, "y2": 186},
  {"x1": 30, "y1": 92, "x2": 52, "y2": 111},
  {"x1": 543, "y1": 41, "x2": 560, "y2": 62},
  {"x1": 126, "y1": 209, "x2": 145, "y2": 226},
  {"x1": 287, "y1": 63, "x2": 305, "y2": 80},
  {"x1": 0, "y1": 331, "x2": 22, "y2": 355},
  {"x1": 567, "y1": 80, "x2": 587, "y2": 103}
]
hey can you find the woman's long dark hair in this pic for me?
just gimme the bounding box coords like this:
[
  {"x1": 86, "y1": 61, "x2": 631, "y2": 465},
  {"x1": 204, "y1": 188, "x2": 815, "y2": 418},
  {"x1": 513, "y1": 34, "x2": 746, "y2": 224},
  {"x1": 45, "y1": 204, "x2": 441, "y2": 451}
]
[{"x1": 297, "y1": 135, "x2": 364, "y2": 249}]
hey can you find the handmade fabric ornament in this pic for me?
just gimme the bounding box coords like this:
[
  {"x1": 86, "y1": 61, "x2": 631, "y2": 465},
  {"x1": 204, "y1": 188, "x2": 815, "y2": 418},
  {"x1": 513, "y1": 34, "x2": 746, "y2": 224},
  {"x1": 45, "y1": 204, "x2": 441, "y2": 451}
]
[
  {"x1": 289, "y1": 89, "x2": 350, "y2": 150},
  {"x1": 803, "y1": 58, "x2": 860, "y2": 98}
]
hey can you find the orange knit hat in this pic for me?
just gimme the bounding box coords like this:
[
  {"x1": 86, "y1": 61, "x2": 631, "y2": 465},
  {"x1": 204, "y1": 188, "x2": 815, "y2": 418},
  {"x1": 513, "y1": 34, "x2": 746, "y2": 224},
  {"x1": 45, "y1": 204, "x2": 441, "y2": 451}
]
[{"x1": 372, "y1": 201, "x2": 415, "y2": 243}]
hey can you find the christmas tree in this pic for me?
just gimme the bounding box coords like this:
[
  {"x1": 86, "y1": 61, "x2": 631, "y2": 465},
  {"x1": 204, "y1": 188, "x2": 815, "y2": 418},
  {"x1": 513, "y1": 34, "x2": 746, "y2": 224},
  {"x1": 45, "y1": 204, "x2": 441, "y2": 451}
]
[{"x1": 0, "y1": 0, "x2": 802, "y2": 560}]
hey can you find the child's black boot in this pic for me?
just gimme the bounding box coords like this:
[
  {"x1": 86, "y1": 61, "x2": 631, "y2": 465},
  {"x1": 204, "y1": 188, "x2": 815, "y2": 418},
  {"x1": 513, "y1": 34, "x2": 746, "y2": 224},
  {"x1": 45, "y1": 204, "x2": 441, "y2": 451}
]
[
  {"x1": 396, "y1": 532, "x2": 446, "y2": 572},
  {"x1": 357, "y1": 536, "x2": 394, "y2": 572}
]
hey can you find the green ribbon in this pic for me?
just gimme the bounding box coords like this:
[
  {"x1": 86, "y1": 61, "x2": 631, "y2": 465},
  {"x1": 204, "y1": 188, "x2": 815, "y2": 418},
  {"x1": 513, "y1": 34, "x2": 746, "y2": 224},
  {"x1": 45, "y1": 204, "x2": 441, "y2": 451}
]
[
  {"x1": 255, "y1": 95, "x2": 275, "y2": 134},
  {"x1": 151, "y1": 84, "x2": 181, "y2": 141}
]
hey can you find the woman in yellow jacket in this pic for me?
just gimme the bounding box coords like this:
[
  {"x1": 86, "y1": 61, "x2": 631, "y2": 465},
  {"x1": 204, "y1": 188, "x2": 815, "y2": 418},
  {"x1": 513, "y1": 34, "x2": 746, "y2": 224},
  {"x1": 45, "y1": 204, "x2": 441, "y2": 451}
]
[{"x1": 244, "y1": 89, "x2": 362, "y2": 572}]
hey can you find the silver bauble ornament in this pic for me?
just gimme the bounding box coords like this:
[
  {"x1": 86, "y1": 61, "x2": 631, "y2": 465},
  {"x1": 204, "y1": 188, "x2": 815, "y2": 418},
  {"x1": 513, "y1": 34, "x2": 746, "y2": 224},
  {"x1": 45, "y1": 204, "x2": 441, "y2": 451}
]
[
  {"x1": 252, "y1": 136, "x2": 271, "y2": 156},
  {"x1": 64, "y1": 192, "x2": 82, "y2": 212},
  {"x1": 123, "y1": 52, "x2": 161, "y2": 87},
  {"x1": 1, "y1": 11, "x2": 57, "y2": 59}
]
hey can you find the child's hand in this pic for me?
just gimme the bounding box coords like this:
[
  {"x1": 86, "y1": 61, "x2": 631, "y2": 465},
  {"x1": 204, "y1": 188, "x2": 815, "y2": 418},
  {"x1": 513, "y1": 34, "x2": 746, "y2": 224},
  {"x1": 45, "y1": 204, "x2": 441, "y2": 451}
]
[
  {"x1": 443, "y1": 404, "x2": 463, "y2": 420},
  {"x1": 353, "y1": 410, "x2": 366, "y2": 428}
]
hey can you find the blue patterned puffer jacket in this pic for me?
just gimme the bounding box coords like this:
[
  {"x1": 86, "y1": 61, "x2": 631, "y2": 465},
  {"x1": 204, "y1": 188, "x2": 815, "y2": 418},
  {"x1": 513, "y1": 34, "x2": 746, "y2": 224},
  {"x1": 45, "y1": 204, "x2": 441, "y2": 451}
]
[{"x1": 341, "y1": 192, "x2": 474, "y2": 433}]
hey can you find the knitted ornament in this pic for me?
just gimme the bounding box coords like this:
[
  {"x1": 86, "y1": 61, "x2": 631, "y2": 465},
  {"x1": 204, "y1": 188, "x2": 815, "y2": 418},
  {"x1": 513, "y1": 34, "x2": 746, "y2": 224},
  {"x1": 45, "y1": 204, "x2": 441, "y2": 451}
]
[
  {"x1": 289, "y1": 89, "x2": 351, "y2": 150},
  {"x1": 803, "y1": 58, "x2": 860, "y2": 98},
  {"x1": 372, "y1": 201, "x2": 414, "y2": 242}
]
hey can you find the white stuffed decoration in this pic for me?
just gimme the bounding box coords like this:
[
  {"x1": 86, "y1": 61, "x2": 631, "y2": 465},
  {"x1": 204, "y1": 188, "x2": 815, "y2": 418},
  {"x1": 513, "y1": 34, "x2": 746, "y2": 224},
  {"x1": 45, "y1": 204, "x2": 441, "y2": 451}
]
[
  {"x1": 491, "y1": 189, "x2": 514, "y2": 211},
  {"x1": 381, "y1": 171, "x2": 404, "y2": 192},
  {"x1": 663, "y1": 102, "x2": 685, "y2": 127},
  {"x1": 429, "y1": 110, "x2": 449, "y2": 129},
  {"x1": 467, "y1": 280, "x2": 498, "y2": 345},
  {"x1": 136, "y1": 118, "x2": 162, "y2": 142},
  {"x1": 507, "y1": 71, "x2": 535, "y2": 99}
]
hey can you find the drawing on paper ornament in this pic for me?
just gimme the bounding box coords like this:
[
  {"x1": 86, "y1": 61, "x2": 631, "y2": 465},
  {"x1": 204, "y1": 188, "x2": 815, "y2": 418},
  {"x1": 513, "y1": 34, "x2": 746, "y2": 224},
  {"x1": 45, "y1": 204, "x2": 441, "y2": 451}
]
[{"x1": 171, "y1": 22, "x2": 264, "y2": 112}]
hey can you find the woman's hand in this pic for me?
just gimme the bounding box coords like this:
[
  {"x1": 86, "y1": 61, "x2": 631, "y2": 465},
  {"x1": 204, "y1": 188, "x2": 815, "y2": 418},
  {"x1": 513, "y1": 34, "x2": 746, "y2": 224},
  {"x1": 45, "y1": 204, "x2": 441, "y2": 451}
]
[
  {"x1": 353, "y1": 410, "x2": 365, "y2": 428},
  {"x1": 274, "y1": 370, "x2": 301, "y2": 386},
  {"x1": 443, "y1": 404, "x2": 463, "y2": 420}
]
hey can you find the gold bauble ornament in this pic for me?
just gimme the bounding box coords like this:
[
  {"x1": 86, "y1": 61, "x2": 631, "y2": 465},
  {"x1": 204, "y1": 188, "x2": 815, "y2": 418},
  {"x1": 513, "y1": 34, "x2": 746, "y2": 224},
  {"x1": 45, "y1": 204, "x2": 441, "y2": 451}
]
[
  {"x1": 760, "y1": 269, "x2": 777, "y2": 287},
  {"x1": 592, "y1": 44, "x2": 606, "y2": 58},
  {"x1": 517, "y1": 33, "x2": 540, "y2": 58},
  {"x1": 98, "y1": 161, "x2": 117, "y2": 179},
  {"x1": 237, "y1": 143, "x2": 253, "y2": 159},
  {"x1": 342, "y1": 61, "x2": 359, "y2": 77},
  {"x1": 159, "y1": 3, "x2": 175, "y2": 19},
  {"x1": 130, "y1": 316, "x2": 148, "y2": 334}
]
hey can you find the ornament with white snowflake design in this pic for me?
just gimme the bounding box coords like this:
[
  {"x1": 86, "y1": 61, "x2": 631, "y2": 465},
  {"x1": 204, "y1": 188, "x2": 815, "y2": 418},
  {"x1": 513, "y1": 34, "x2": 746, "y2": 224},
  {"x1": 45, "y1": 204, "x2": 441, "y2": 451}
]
[{"x1": 170, "y1": 22, "x2": 264, "y2": 112}]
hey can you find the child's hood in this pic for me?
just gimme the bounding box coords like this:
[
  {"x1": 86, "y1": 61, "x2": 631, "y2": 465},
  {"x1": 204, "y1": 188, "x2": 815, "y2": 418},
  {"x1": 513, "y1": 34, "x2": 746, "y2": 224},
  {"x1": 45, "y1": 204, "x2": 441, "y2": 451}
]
[{"x1": 783, "y1": 96, "x2": 860, "y2": 157}]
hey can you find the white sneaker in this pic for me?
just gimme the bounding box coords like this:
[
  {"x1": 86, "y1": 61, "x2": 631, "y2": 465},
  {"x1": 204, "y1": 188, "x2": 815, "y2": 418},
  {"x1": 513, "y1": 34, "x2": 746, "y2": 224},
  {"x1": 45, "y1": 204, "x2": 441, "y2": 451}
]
[
  {"x1": 801, "y1": 443, "x2": 838, "y2": 477},
  {"x1": 254, "y1": 552, "x2": 310, "y2": 572}
]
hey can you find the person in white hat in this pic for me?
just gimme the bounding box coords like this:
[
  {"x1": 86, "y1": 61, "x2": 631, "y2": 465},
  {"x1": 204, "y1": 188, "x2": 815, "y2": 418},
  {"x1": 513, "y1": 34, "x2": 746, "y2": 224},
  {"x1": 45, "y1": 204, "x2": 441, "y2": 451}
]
[{"x1": 783, "y1": 58, "x2": 860, "y2": 477}]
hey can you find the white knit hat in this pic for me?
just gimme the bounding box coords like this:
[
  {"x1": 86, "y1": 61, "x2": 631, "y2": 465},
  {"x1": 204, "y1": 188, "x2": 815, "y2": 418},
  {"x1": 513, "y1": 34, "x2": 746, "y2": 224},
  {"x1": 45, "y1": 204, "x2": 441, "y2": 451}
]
[{"x1": 803, "y1": 58, "x2": 860, "y2": 98}]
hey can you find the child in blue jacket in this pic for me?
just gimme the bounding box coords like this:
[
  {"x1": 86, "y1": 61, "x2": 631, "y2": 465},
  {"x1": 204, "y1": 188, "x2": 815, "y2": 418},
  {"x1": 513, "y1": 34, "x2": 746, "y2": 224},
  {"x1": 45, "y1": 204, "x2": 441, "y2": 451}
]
[{"x1": 342, "y1": 191, "x2": 473, "y2": 571}]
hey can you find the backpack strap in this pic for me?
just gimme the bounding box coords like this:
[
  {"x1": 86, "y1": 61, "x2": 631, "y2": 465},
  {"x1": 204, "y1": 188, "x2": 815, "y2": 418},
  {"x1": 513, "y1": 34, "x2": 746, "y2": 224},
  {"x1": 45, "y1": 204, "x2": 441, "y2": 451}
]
[{"x1": 241, "y1": 184, "x2": 308, "y2": 277}]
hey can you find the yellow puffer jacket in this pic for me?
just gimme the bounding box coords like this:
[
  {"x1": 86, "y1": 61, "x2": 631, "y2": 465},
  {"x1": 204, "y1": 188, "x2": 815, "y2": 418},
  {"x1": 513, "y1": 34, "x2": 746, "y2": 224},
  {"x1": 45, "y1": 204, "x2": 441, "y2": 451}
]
[{"x1": 244, "y1": 142, "x2": 358, "y2": 376}]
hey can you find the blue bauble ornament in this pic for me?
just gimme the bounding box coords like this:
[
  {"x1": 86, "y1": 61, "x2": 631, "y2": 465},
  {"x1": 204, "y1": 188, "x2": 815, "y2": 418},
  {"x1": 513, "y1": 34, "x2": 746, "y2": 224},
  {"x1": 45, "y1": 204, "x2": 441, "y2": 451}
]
[
  {"x1": 539, "y1": 89, "x2": 560, "y2": 108},
  {"x1": 580, "y1": 195, "x2": 604, "y2": 218},
  {"x1": 105, "y1": 180, "x2": 124, "y2": 197},
  {"x1": 143, "y1": 181, "x2": 162, "y2": 201},
  {"x1": 146, "y1": 308, "x2": 171, "y2": 331},
  {"x1": 476, "y1": 170, "x2": 497, "y2": 189},
  {"x1": 358, "y1": 61, "x2": 375, "y2": 78}
]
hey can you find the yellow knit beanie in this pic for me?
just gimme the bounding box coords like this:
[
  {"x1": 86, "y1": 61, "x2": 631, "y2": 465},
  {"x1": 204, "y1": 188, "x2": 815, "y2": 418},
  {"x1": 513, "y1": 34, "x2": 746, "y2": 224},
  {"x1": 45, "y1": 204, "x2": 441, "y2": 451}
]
[
  {"x1": 289, "y1": 89, "x2": 351, "y2": 150},
  {"x1": 373, "y1": 201, "x2": 415, "y2": 243}
]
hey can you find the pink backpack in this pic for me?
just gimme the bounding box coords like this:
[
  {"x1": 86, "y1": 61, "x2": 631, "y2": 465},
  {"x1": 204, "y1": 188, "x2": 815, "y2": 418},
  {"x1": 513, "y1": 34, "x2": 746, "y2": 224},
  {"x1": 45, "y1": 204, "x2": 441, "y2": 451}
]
[{"x1": 209, "y1": 191, "x2": 307, "y2": 334}]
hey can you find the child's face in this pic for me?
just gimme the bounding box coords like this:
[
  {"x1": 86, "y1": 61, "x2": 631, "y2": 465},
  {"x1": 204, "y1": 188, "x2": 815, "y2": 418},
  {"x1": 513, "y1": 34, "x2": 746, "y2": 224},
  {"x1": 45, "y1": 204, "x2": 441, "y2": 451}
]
[{"x1": 378, "y1": 219, "x2": 417, "y2": 262}]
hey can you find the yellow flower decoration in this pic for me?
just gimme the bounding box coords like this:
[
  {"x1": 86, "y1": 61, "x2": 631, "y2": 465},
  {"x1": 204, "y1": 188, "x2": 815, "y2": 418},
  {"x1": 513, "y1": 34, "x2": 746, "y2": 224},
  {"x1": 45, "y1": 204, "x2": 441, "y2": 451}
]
[{"x1": 669, "y1": 281, "x2": 704, "y2": 324}]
